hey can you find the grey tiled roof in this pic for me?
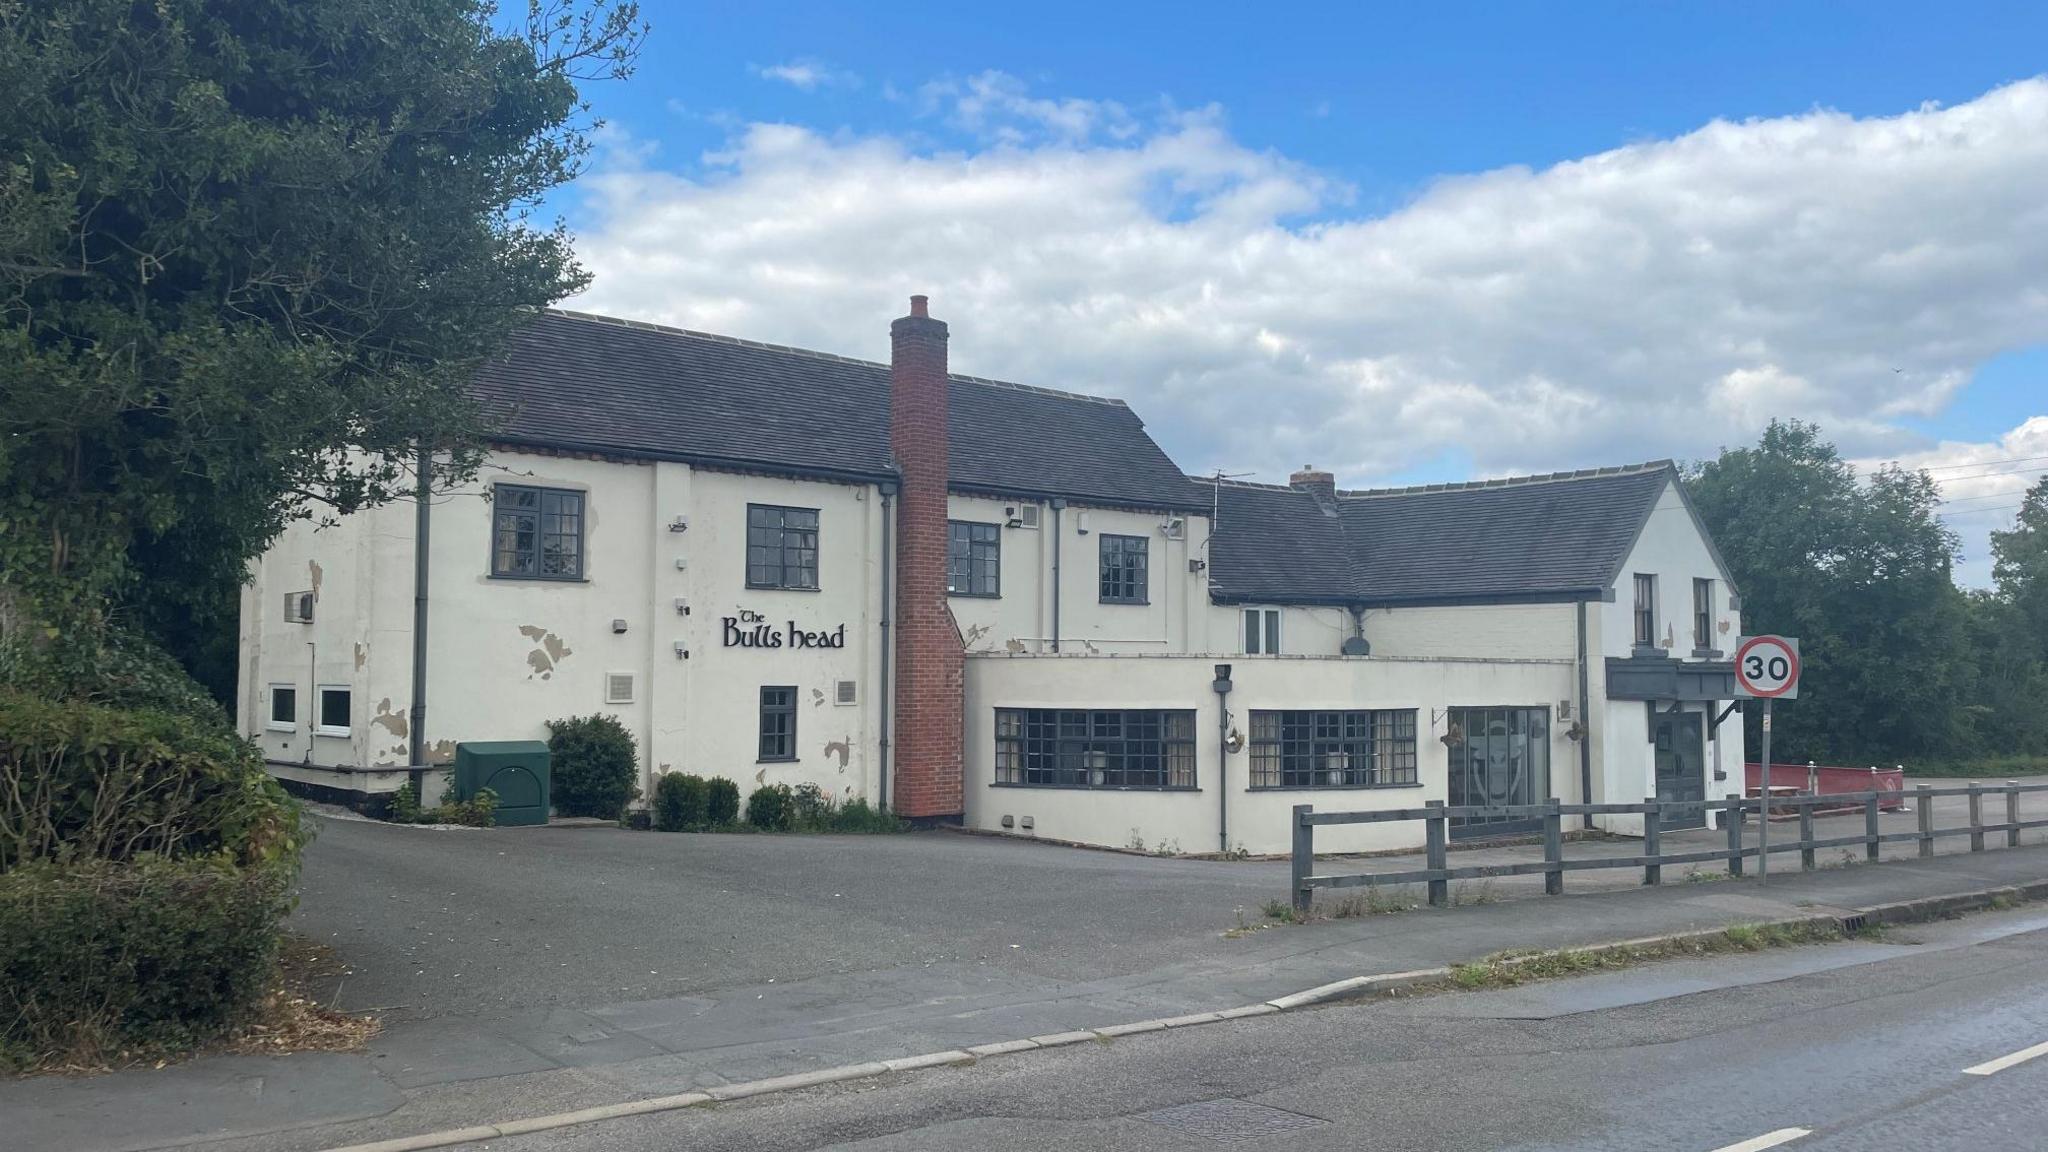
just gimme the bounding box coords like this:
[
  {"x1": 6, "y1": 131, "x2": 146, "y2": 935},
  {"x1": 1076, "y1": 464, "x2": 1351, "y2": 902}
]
[
  {"x1": 1204, "y1": 463, "x2": 1676, "y2": 605},
  {"x1": 474, "y1": 310, "x2": 1203, "y2": 510}
]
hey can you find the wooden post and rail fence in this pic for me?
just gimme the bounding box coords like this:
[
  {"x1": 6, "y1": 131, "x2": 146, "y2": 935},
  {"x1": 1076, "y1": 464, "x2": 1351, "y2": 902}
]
[{"x1": 1289, "y1": 781, "x2": 2048, "y2": 914}]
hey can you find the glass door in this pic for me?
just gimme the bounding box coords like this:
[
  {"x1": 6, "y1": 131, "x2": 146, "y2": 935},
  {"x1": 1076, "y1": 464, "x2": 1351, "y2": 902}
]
[{"x1": 1447, "y1": 707, "x2": 1551, "y2": 839}]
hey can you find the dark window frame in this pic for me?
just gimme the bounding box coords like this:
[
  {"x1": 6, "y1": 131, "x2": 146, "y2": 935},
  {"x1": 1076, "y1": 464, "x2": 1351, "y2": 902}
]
[
  {"x1": 746, "y1": 504, "x2": 821, "y2": 591},
  {"x1": 758, "y1": 685, "x2": 798, "y2": 762},
  {"x1": 993, "y1": 708, "x2": 1197, "y2": 790},
  {"x1": 1692, "y1": 577, "x2": 1714, "y2": 650},
  {"x1": 1632, "y1": 573, "x2": 1657, "y2": 647},
  {"x1": 1247, "y1": 709, "x2": 1419, "y2": 790},
  {"x1": 947, "y1": 520, "x2": 1002, "y2": 598},
  {"x1": 491, "y1": 484, "x2": 586, "y2": 581},
  {"x1": 1098, "y1": 534, "x2": 1149, "y2": 604}
]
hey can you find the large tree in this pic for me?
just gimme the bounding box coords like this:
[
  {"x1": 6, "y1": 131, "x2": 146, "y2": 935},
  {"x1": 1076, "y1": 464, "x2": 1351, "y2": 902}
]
[
  {"x1": 0, "y1": 0, "x2": 642, "y2": 686},
  {"x1": 1684, "y1": 420, "x2": 1974, "y2": 765}
]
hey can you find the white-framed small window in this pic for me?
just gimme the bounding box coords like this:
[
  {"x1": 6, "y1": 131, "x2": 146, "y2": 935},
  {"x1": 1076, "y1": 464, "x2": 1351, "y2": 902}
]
[
  {"x1": 1243, "y1": 607, "x2": 1281, "y2": 655},
  {"x1": 267, "y1": 684, "x2": 298, "y2": 731},
  {"x1": 316, "y1": 685, "x2": 352, "y2": 737}
]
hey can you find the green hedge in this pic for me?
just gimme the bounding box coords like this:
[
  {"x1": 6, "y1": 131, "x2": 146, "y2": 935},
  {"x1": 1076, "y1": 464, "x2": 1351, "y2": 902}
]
[
  {"x1": 0, "y1": 691, "x2": 302, "y2": 871},
  {"x1": 0, "y1": 855, "x2": 294, "y2": 1068},
  {"x1": 545, "y1": 714, "x2": 640, "y2": 819},
  {"x1": 653, "y1": 773, "x2": 708, "y2": 831},
  {"x1": 705, "y1": 777, "x2": 741, "y2": 826},
  {"x1": 746, "y1": 783, "x2": 792, "y2": 830}
]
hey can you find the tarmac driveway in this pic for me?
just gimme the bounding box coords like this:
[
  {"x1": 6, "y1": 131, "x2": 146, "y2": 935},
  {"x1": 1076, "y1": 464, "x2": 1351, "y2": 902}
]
[{"x1": 291, "y1": 815, "x2": 1286, "y2": 1022}]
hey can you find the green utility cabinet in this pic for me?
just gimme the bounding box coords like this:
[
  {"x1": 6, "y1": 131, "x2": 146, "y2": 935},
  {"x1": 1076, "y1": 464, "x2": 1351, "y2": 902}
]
[{"x1": 454, "y1": 740, "x2": 551, "y2": 827}]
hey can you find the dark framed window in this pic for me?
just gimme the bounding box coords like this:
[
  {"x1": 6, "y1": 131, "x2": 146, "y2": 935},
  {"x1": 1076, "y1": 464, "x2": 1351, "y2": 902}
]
[
  {"x1": 316, "y1": 686, "x2": 351, "y2": 736},
  {"x1": 1632, "y1": 573, "x2": 1657, "y2": 646},
  {"x1": 758, "y1": 686, "x2": 797, "y2": 761},
  {"x1": 1692, "y1": 578, "x2": 1714, "y2": 649},
  {"x1": 1248, "y1": 710, "x2": 1418, "y2": 789},
  {"x1": 994, "y1": 709, "x2": 1196, "y2": 789},
  {"x1": 1099, "y1": 534, "x2": 1148, "y2": 604},
  {"x1": 492, "y1": 485, "x2": 584, "y2": 580},
  {"x1": 747, "y1": 504, "x2": 819, "y2": 590},
  {"x1": 947, "y1": 521, "x2": 1001, "y2": 597},
  {"x1": 1243, "y1": 608, "x2": 1280, "y2": 654},
  {"x1": 267, "y1": 685, "x2": 297, "y2": 729}
]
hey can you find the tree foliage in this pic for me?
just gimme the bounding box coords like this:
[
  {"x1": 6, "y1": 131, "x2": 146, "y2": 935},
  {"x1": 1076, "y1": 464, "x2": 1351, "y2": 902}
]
[
  {"x1": 0, "y1": 0, "x2": 643, "y2": 653},
  {"x1": 1686, "y1": 420, "x2": 2045, "y2": 765}
]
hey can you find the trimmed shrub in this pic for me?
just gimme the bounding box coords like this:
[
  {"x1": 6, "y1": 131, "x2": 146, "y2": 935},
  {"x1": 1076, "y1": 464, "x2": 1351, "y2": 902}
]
[
  {"x1": 382, "y1": 781, "x2": 497, "y2": 827},
  {"x1": 829, "y1": 798, "x2": 906, "y2": 834},
  {"x1": 746, "y1": 783, "x2": 793, "y2": 830},
  {"x1": 0, "y1": 692, "x2": 303, "y2": 871},
  {"x1": 544, "y1": 713, "x2": 640, "y2": 819},
  {"x1": 704, "y1": 777, "x2": 741, "y2": 826},
  {"x1": 0, "y1": 855, "x2": 294, "y2": 1068},
  {"x1": 653, "y1": 773, "x2": 708, "y2": 832}
]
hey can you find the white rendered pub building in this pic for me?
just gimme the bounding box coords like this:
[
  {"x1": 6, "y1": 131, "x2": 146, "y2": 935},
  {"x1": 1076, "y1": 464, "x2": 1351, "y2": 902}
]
[{"x1": 241, "y1": 297, "x2": 1746, "y2": 853}]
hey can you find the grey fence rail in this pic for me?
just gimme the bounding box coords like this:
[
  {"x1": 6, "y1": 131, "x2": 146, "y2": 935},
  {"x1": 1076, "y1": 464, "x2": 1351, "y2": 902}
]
[{"x1": 1290, "y1": 781, "x2": 2048, "y2": 913}]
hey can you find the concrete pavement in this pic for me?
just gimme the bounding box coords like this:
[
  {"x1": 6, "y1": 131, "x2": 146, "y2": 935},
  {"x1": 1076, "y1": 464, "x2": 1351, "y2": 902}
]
[
  {"x1": 11, "y1": 812, "x2": 2048, "y2": 1152},
  {"x1": 340, "y1": 903, "x2": 2048, "y2": 1151}
]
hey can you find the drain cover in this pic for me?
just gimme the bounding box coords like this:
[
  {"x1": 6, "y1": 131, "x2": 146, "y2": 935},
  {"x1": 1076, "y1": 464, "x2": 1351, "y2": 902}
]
[{"x1": 1141, "y1": 1098, "x2": 1329, "y2": 1143}]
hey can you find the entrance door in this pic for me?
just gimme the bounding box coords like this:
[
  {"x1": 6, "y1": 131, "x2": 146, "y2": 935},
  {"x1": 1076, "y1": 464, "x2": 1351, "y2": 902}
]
[
  {"x1": 1654, "y1": 710, "x2": 1706, "y2": 829},
  {"x1": 1447, "y1": 707, "x2": 1551, "y2": 839}
]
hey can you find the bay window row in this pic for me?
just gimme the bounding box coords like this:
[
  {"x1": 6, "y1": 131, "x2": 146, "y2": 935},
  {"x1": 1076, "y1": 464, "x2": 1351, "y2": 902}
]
[{"x1": 993, "y1": 707, "x2": 1423, "y2": 791}]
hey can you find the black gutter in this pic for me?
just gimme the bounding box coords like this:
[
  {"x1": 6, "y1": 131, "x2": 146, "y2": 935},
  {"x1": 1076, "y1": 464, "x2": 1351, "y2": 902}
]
[
  {"x1": 878, "y1": 483, "x2": 895, "y2": 813},
  {"x1": 1049, "y1": 499, "x2": 1066, "y2": 652},
  {"x1": 1576, "y1": 599, "x2": 1594, "y2": 830},
  {"x1": 487, "y1": 434, "x2": 901, "y2": 489}
]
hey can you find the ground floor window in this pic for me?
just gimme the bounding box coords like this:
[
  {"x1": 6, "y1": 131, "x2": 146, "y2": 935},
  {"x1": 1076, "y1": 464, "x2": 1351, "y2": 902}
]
[
  {"x1": 1248, "y1": 709, "x2": 1419, "y2": 788},
  {"x1": 994, "y1": 708, "x2": 1197, "y2": 789},
  {"x1": 759, "y1": 686, "x2": 797, "y2": 761},
  {"x1": 316, "y1": 686, "x2": 351, "y2": 736},
  {"x1": 268, "y1": 684, "x2": 297, "y2": 730}
]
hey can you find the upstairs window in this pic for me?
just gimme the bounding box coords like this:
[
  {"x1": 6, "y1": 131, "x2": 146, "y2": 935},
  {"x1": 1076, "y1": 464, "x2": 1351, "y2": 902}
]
[
  {"x1": 493, "y1": 485, "x2": 584, "y2": 580},
  {"x1": 316, "y1": 686, "x2": 351, "y2": 737},
  {"x1": 747, "y1": 505, "x2": 819, "y2": 590},
  {"x1": 268, "y1": 685, "x2": 297, "y2": 731},
  {"x1": 1243, "y1": 608, "x2": 1281, "y2": 655},
  {"x1": 1632, "y1": 573, "x2": 1657, "y2": 647},
  {"x1": 1099, "y1": 534, "x2": 1148, "y2": 604},
  {"x1": 758, "y1": 686, "x2": 797, "y2": 761},
  {"x1": 947, "y1": 521, "x2": 1001, "y2": 597},
  {"x1": 1693, "y1": 578, "x2": 1714, "y2": 650}
]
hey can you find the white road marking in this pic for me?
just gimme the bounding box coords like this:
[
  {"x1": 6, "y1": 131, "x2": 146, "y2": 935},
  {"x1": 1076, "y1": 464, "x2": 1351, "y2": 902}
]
[
  {"x1": 1963, "y1": 1038, "x2": 2048, "y2": 1076},
  {"x1": 1710, "y1": 1129, "x2": 1812, "y2": 1152}
]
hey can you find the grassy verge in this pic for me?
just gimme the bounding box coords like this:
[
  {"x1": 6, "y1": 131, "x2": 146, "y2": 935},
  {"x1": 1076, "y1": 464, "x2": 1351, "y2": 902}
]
[
  {"x1": 1445, "y1": 918, "x2": 1863, "y2": 991},
  {"x1": 1908, "y1": 756, "x2": 2048, "y2": 778}
]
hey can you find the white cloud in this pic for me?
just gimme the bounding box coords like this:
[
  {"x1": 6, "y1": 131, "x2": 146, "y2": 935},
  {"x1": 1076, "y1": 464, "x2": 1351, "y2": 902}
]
[
  {"x1": 754, "y1": 59, "x2": 857, "y2": 92},
  {"x1": 569, "y1": 73, "x2": 2048, "y2": 581},
  {"x1": 1860, "y1": 417, "x2": 2048, "y2": 586}
]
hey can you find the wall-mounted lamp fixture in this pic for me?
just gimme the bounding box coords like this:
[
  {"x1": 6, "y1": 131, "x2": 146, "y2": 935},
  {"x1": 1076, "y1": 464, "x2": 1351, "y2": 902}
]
[
  {"x1": 668, "y1": 515, "x2": 689, "y2": 533},
  {"x1": 611, "y1": 618, "x2": 628, "y2": 634},
  {"x1": 672, "y1": 640, "x2": 690, "y2": 660},
  {"x1": 673, "y1": 597, "x2": 690, "y2": 616}
]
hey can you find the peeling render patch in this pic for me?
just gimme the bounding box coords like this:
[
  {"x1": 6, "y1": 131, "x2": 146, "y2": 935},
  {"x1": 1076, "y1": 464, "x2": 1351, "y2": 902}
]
[
  {"x1": 518, "y1": 624, "x2": 572, "y2": 679},
  {"x1": 308, "y1": 559, "x2": 323, "y2": 599},
  {"x1": 354, "y1": 642, "x2": 367, "y2": 670},
  {"x1": 823, "y1": 739, "x2": 850, "y2": 769},
  {"x1": 426, "y1": 739, "x2": 457, "y2": 764},
  {"x1": 811, "y1": 687, "x2": 826, "y2": 707},
  {"x1": 1006, "y1": 638, "x2": 1027, "y2": 654},
  {"x1": 371, "y1": 698, "x2": 409, "y2": 739},
  {"x1": 963, "y1": 622, "x2": 991, "y2": 648}
]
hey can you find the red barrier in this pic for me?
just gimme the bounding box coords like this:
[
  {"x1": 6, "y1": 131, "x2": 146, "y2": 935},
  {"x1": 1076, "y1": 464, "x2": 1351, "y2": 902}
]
[{"x1": 1745, "y1": 762, "x2": 1906, "y2": 812}]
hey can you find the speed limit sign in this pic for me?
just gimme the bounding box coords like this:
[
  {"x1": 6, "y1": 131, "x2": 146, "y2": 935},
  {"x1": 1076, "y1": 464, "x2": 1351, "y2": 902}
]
[{"x1": 1734, "y1": 635, "x2": 1800, "y2": 700}]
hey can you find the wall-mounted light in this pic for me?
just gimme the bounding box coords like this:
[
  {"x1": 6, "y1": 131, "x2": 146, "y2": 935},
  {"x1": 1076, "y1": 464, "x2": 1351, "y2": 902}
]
[
  {"x1": 672, "y1": 640, "x2": 690, "y2": 660},
  {"x1": 668, "y1": 515, "x2": 689, "y2": 533},
  {"x1": 673, "y1": 556, "x2": 688, "y2": 570},
  {"x1": 673, "y1": 597, "x2": 690, "y2": 616},
  {"x1": 611, "y1": 618, "x2": 628, "y2": 634}
]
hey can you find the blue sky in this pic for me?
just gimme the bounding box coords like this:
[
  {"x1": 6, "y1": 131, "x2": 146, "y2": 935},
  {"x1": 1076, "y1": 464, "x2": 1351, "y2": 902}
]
[{"x1": 555, "y1": 2, "x2": 2048, "y2": 583}]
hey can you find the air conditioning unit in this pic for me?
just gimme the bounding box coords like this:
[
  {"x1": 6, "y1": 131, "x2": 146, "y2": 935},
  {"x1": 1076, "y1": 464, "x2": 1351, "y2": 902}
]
[
  {"x1": 605, "y1": 672, "x2": 636, "y2": 705},
  {"x1": 1005, "y1": 504, "x2": 1040, "y2": 529},
  {"x1": 284, "y1": 591, "x2": 314, "y2": 623},
  {"x1": 834, "y1": 680, "x2": 858, "y2": 706},
  {"x1": 1160, "y1": 516, "x2": 1186, "y2": 540}
]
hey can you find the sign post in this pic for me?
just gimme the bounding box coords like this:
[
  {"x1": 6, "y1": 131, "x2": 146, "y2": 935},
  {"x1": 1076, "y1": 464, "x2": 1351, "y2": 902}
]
[{"x1": 1733, "y1": 635, "x2": 1801, "y2": 882}]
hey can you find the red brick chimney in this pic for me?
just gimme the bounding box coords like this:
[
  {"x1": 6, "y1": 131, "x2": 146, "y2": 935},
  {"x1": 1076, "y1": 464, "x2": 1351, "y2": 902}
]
[
  {"x1": 1289, "y1": 464, "x2": 1337, "y2": 503},
  {"x1": 890, "y1": 295, "x2": 964, "y2": 820}
]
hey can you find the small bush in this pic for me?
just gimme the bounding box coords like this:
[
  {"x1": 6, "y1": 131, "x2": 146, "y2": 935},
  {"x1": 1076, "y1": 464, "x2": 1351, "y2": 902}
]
[
  {"x1": 545, "y1": 714, "x2": 640, "y2": 819},
  {"x1": 0, "y1": 855, "x2": 294, "y2": 1069},
  {"x1": 746, "y1": 783, "x2": 793, "y2": 830},
  {"x1": 789, "y1": 782, "x2": 830, "y2": 827},
  {"x1": 827, "y1": 798, "x2": 906, "y2": 834},
  {"x1": 380, "y1": 782, "x2": 496, "y2": 827},
  {"x1": 704, "y1": 777, "x2": 741, "y2": 826},
  {"x1": 654, "y1": 773, "x2": 709, "y2": 832}
]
